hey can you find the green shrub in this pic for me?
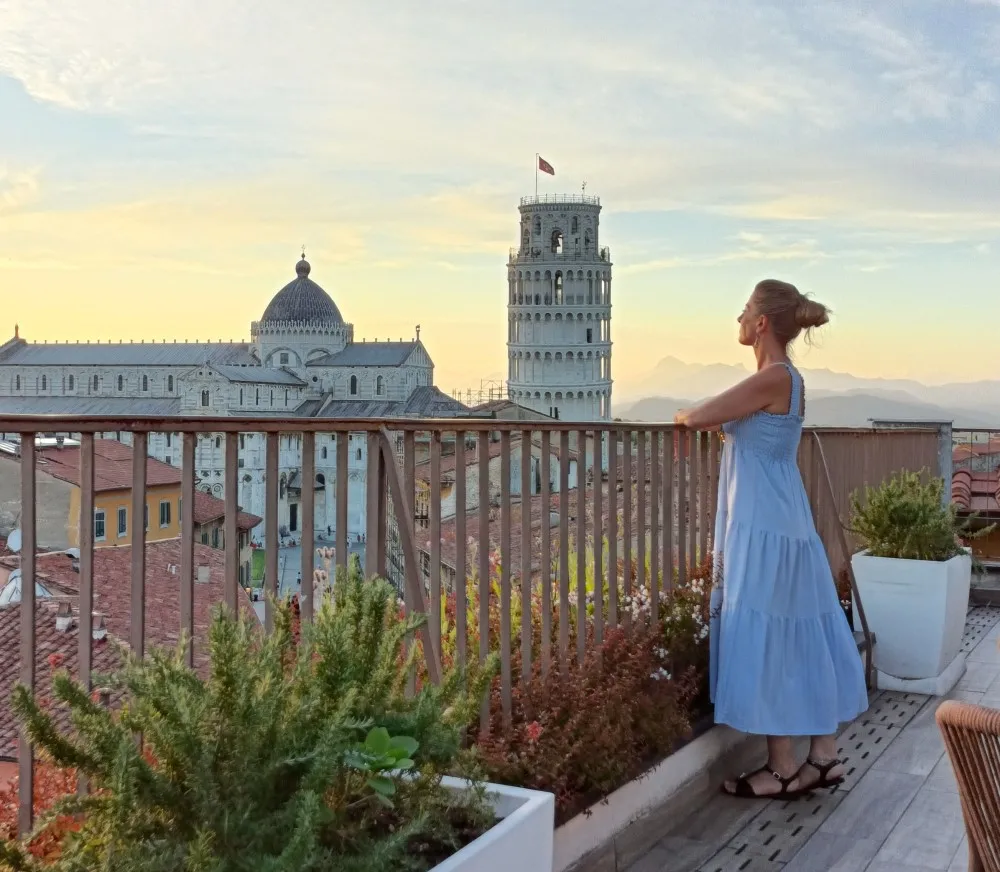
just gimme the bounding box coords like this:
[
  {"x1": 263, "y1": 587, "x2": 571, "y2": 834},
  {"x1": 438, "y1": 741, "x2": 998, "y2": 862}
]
[
  {"x1": 1, "y1": 559, "x2": 497, "y2": 872},
  {"x1": 850, "y1": 469, "x2": 994, "y2": 562}
]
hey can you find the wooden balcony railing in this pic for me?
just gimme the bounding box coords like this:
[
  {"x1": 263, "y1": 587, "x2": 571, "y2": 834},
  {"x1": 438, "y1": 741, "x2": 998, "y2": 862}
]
[{"x1": 0, "y1": 415, "x2": 942, "y2": 835}]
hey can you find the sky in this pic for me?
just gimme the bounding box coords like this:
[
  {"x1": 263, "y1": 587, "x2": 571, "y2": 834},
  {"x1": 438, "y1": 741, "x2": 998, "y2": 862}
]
[{"x1": 1, "y1": 0, "x2": 999, "y2": 395}]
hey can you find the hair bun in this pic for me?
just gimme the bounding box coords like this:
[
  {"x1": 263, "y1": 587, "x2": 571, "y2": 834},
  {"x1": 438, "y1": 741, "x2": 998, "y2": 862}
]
[{"x1": 795, "y1": 296, "x2": 830, "y2": 330}]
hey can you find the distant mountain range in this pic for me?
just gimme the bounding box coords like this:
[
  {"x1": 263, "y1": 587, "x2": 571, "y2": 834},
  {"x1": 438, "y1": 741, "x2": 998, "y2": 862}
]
[{"x1": 615, "y1": 357, "x2": 999, "y2": 428}]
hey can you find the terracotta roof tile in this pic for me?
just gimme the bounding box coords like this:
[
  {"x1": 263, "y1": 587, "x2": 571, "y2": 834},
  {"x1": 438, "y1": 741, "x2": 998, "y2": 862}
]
[
  {"x1": 36, "y1": 440, "x2": 182, "y2": 492},
  {"x1": 193, "y1": 490, "x2": 261, "y2": 531},
  {"x1": 0, "y1": 601, "x2": 121, "y2": 760},
  {"x1": 0, "y1": 540, "x2": 258, "y2": 759},
  {"x1": 952, "y1": 468, "x2": 1000, "y2": 514}
]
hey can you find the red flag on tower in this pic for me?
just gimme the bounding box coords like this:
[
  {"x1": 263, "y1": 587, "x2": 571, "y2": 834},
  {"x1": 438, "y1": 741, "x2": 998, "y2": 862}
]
[{"x1": 538, "y1": 156, "x2": 555, "y2": 176}]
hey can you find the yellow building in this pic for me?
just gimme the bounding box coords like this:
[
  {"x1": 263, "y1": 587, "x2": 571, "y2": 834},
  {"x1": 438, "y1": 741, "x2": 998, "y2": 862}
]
[
  {"x1": 0, "y1": 439, "x2": 262, "y2": 569},
  {"x1": 32, "y1": 440, "x2": 183, "y2": 548}
]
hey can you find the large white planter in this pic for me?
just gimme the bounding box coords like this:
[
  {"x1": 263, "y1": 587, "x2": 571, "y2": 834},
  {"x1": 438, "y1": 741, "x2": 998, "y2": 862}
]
[
  {"x1": 852, "y1": 550, "x2": 971, "y2": 680},
  {"x1": 432, "y1": 777, "x2": 554, "y2": 872}
]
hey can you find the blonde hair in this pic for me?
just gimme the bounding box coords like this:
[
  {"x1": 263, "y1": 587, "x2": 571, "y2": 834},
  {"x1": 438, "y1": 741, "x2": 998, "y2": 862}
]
[{"x1": 753, "y1": 279, "x2": 830, "y2": 347}]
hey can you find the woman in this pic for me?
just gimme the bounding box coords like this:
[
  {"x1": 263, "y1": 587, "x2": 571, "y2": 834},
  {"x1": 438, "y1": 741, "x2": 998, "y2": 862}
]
[{"x1": 674, "y1": 279, "x2": 868, "y2": 799}]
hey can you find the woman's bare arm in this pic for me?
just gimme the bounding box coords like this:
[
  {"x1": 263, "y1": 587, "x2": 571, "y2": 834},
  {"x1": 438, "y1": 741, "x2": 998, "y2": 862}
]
[{"x1": 674, "y1": 365, "x2": 789, "y2": 430}]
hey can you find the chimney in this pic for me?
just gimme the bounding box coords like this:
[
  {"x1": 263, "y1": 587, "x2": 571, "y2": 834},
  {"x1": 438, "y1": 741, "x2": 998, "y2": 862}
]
[
  {"x1": 55, "y1": 600, "x2": 73, "y2": 632},
  {"x1": 197, "y1": 565, "x2": 211, "y2": 584},
  {"x1": 92, "y1": 614, "x2": 108, "y2": 642}
]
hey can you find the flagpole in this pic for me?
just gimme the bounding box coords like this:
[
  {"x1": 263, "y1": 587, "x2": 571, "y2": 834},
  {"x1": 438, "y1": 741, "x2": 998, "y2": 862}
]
[{"x1": 535, "y1": 153, "x2": 538, "y2": 196}]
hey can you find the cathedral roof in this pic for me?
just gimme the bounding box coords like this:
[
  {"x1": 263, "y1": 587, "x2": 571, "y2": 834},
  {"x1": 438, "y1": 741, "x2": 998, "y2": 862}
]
[
  {"x1": 260, "y1": 258, "x2": 344, "y2": 325},
  {"x1": 297, "y1": 386, "x2": 470, "y2": 419},
  {"x1": 0, "y1": 340, "x2": 255, "y2": 367},
  {"x1": 307, "y1": 341, "x2": 419, "y2": 368}
]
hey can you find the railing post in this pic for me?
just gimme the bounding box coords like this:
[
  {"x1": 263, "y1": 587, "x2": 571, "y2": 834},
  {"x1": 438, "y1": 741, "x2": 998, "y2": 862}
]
[
  {"x1": 18, "y1": 432, "x2": 36, "y2": 837},
  {"x1": 300, "y1": 432, "x2": 315, "y2": 623},
  {"x1": 455, "y1": 430, "x2": 468, "y2": 670},
  {"x1": 336, "y1": 434, "x2": 348, "y2": 573},
  {"x1": 131, "y1": 432, "x2": 147, "y2": 658},
  {"x1": 264, "y1": 433, "x2": 279, "y2": 631},
  {"x1": 938, "y1": 422, "x2": 954, "y2": 509},
  {"x1": 224, "y1": 433, "x2": 239, "y2": 613},
  {"x1": 180, "y1": 433, "x2": 195, "y2": 667},
  {"x1": 78, "y1": 434, "x2": 95, "y2": 689}
]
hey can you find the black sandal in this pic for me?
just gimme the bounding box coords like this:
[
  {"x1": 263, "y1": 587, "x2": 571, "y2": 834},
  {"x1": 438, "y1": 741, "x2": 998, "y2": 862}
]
[
  {"x1": 722, "y1": 764, "x2": 807, "y2": 800},
  {"x1": 797, "y1": 757, "x2": 845, "y2": 791}
]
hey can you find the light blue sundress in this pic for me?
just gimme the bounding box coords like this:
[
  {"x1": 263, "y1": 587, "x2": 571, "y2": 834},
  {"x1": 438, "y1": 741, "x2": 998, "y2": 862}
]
[{"x1": 709, "y1": 363, "x2": 868, "y2": 736}]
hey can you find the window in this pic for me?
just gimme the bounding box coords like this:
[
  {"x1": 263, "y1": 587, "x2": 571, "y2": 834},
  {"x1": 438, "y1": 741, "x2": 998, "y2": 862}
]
[
  {"x1": 92, "y1": 375, "x2": 99, "y2": 391},
  {"x1": 40, "y1": 375, "x2": 47, "y2": 390},
  {"x1": 571, "y1": 216, "x2": 579, "y2": 234},
  {"x1": 117, "y1": 508, "x2": 127, "y2": 537},
  {"x1": 240, "y1": 388, "x2": 244, "y2": 404},
  {"x1": 144, "y1": 504, "x2": 149, "y2": 531},
  {"x1": 215, "y1": 436, "x2": 221, "y2": 449},
  {"x1": 14, "y1": 375, "x2": 19, "y2": 390},
  {"x1": 586, "y1": 328, "x2": 593, "y2": 343},
  {"x1": 201, "y1": 532, "x2": 209, "y2": 545},
  {"x1": 167, "y1": 375, "x2": 174, "y2": 392},
  {"x1": 376, "y1": 375, "x2": 384, "y2": 396},
  {"x1": 94, "y1": 510, "x2": 106, "y2": 541},
  {"x1": 255, "y1": 389, "x2": 260, "y2": 405},
  {"x1": 165, "y1": 456, "x2": 172, "y2": 466},
  {"x1": 285, "y1": 389, "x2": 289, "y2": 404},
  {"x1": 321, "y1": 446, "x2": 328, "y2": 459},
  {"x1": 117, "y1": 375, "x2": 124, "y2": 391},
  {"x1": 166, "y1": 433, "x2": 172, "y2": 447},
  {"x1": 159, "y1": 500, "x2": 171, "y2": 527},
  {"x1": 212, "y1": 527, "x2": 220, "y2": 548},
  {"x1": 201, "y1": 389, "x2": 210, "y2": 407},
  {"x1": 240, "y1": 434, "x2": 245, "y2": 449},
  {"x1": 350, "y1": 375, "x2": 358, "y2": 395},
  {"x1": 356, "y1": 448, "x2": 362, "y2": 461},
  {"x1": 279, "y1": 352, "x2": 289, "y2": 365},
  {"x1": 270, "y1": 390, "x2": 274, "y2": 404},
  {"x1": 142, "y1": 375, "x2": 148, "y2": 391},
  {"x1": 68, "y1": 375, "x2": 75, "y2": 390}
]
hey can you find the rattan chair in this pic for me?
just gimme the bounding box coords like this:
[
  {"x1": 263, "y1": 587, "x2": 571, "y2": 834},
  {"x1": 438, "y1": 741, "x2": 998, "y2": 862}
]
[{"x1": 936, "y1": 700, "x2": 1000, "y2": 872}]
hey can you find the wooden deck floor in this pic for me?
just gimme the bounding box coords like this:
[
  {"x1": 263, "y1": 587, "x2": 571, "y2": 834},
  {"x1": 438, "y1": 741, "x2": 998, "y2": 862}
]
[{"x1": 627, "y1": 606, "x2": 1000, "y2": 872}]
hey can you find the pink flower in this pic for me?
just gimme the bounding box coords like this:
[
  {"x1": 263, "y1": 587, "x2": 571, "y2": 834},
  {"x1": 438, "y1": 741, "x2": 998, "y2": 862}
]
[
  {"x1": 525, "y1": 721, "x2": 543, "y2": 744},
  {"x1": 47, "y1": 653, "x2": 65, "y2": 670}
]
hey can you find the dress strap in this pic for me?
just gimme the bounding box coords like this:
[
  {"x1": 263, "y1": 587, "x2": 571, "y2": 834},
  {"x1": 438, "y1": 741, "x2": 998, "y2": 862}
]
[{"x1": 781, "y1": 362, "x2": 804, "y2": 417}]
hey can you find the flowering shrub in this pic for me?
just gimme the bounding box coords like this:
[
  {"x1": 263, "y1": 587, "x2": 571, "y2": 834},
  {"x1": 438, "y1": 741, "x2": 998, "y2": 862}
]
[
  {"x1": 474, "y1": 623, "x2": 699, "y2": 824},
  {"x1": 0, "y1": 762, "x2": 79, "y2": 863},
  {"x1": 434, "y1": 542, "x2": 715, "y2": 822}
]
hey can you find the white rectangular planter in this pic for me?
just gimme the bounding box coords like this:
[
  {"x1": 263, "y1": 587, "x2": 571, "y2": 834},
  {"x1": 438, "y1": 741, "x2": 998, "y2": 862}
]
[
  {"x1": 852, "y1": 550, "x2": 971, "y2": 680},
  {"x1": 432, "y1": 777, "x2": 554, "y2": 872}
]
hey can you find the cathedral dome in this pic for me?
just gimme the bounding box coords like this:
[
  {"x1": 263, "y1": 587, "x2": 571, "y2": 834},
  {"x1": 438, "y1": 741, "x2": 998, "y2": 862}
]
[{"x1": 260, "y1": 258, "x2": 344, "y2": 324}]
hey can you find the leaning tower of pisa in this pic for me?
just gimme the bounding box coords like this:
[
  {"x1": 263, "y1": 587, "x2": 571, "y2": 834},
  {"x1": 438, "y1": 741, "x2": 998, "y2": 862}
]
[{"x1": 506, "y1": 194, "x2": 613, "y2": 421}]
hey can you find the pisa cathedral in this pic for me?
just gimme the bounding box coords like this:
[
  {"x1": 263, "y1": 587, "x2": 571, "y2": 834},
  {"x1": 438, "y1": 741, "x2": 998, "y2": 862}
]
[{"x1": 0, "y1": 256, "x2": 469, "y2": 543}]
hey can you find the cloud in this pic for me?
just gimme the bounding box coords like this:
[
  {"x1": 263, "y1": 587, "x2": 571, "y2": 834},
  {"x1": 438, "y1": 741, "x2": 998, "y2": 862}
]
[
  {"x1": 2, "y1": 0, "x2": 999, "y2": 277},
  {"x1": 0, "y1": 165, "x2": 40, "y2": 213}
]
